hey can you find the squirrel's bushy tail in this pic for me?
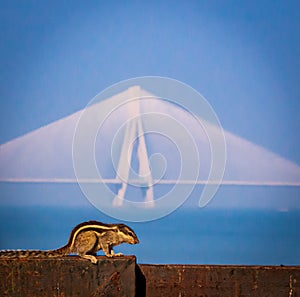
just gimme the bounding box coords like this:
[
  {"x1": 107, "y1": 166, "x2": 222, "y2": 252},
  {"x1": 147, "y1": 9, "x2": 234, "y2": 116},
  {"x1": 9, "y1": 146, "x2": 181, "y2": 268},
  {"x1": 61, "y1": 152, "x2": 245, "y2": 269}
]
[{"x1": 0, "y1": 244, "x2": 70, "y2": 258}]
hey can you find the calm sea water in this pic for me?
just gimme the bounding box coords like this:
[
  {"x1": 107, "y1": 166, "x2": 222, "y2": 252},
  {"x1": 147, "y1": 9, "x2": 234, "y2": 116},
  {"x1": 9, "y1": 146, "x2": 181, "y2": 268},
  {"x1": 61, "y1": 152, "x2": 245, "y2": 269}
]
[{"x1": 0, "y1": 205, "x2": 299, "y2": 265}]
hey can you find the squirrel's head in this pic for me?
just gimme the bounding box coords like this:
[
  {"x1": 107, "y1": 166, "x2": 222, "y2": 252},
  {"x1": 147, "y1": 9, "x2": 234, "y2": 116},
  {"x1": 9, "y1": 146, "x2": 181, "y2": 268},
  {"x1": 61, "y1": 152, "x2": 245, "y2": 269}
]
[{"x1": 117, "y1": 224, "x2": 139, "y2": 244}]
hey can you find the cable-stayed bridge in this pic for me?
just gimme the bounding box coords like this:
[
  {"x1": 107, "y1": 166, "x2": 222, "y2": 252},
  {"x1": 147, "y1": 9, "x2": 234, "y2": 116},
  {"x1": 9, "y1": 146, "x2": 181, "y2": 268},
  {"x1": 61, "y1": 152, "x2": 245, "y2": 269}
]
[{"x1": 0, "y1": 85, "x2": 300, "y2": 209}]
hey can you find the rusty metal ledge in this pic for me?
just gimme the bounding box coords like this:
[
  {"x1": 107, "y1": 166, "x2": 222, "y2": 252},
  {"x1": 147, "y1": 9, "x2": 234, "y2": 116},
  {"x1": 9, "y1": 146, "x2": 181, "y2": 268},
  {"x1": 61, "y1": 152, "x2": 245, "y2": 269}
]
[
  {"x1": 1, "y1": 258, "x2": 300, "y2": 297},
  {"x1": 138, "y1": 264, "x2": 300, "y2": 297},
  {"x1": 0, "y1": 256, "x2": 136, "y2": 297}
]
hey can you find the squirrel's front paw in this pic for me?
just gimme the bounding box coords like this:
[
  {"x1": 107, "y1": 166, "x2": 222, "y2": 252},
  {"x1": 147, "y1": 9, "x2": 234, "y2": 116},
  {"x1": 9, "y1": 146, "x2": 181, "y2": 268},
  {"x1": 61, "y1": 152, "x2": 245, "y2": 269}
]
[{"x1": 114, "y1": 252, "x2": 123, "y2": 257}]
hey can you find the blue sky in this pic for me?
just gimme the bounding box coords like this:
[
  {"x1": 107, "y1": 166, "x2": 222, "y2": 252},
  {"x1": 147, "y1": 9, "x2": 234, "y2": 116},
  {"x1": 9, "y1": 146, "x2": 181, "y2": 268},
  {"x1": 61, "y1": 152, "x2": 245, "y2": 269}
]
[{"x1": 0, "y1": 0, "x2": 299, "y2": 166}]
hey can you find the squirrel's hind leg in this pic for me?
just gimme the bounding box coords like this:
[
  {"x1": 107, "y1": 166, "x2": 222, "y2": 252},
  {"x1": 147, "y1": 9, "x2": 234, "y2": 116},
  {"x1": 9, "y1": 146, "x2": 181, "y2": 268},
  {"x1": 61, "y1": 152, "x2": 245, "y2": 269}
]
[{"x1": 74, "y1": 231, "x2": 99, "y2": 264}]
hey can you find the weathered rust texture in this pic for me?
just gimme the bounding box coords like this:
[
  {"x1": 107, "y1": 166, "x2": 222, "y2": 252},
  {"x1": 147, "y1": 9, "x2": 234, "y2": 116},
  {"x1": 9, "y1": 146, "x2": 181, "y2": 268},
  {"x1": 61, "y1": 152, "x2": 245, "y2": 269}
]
[
  {"x1": 139, "y1": 264, "x2": 300, "y2": 297},
  {"x1": 0, "y1": 256, "x2": 136, "y2": 297},
  {"x1": 1, "y1": 258, "x2": 300, "y2": 297}
]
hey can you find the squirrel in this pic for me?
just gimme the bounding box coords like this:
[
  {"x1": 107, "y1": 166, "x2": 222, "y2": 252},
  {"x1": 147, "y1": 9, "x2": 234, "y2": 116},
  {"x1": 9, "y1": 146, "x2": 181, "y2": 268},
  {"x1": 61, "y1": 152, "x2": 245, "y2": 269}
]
[{"x1": 0, "y1": 221, "x2": 139, "y2": 264}]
